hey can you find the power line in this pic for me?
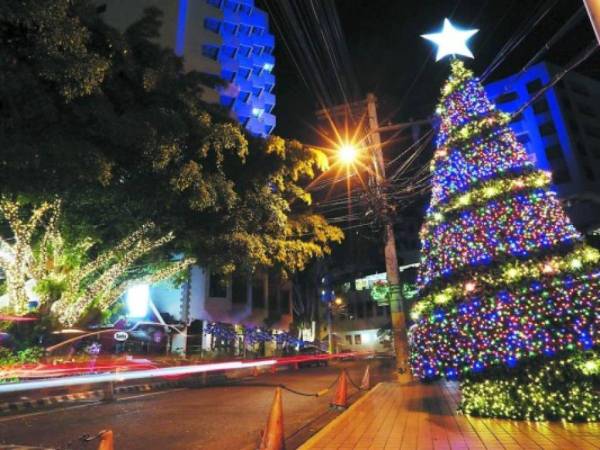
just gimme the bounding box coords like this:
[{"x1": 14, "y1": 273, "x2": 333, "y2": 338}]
[
  {"x1": 481, "y1": 0, "x2": 560, "y2": 81},
  {"x1": 512, "y1": 40, "x2": 599, "y2": 119}
]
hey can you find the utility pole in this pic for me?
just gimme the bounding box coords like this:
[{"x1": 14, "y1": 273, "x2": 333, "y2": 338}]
[
  {"x1": 316, "y1": 94, "x2": 413, "y2": 378},
  {"x1": 584, "y1": 0, "x2": 600, "y2": 44},
  {"x1": 365, "y1": 94, "x2": 410, "y2": 379}
]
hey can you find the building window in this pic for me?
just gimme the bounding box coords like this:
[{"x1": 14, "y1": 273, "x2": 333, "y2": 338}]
[
  {"x1": 239, "y1": 45, "x2": 252, "y2": 57},
  {"x1": 221, "y1": 45, "x2": 236, "y2": 59},
  {"x1": 545, "y1": 144, "x2": 563, "y2": 161},
  {"x1": 578, "y1": 103, "x2": 597, "y2": 118},
  {"x1": 206, "y1": 0, "x2": 222, "y2": 8},
  {"x1": 201, "y1": 44, "x2": 219, "y2": 61},
  {"x1": 539, "y1": 122, "x2": 557, "y2": 137},
  {"x1": 239, "y1": 67, "x2": 251, "y2": 80},
  {"x1": 575, "y1": 142, "x2": 587, "y2": 156},
  {"x1": 569, "y1": 119, "x2": 580, "y2": 133},
  {"x1": 239, "y1": 24, "x2": 251, "y2": 36},
  {"x1": 209, "y1": 273, "x2": 227, "y2": 298},
  {"x1": 526, "y1": 79, "x2": 543, "y2": 94},
  {"x1": 239, "y1": 91, "x2": 251, "y2": 103},
  {"x1": 532, "y1": 98, "x2": 549, "y2": 114},
  {"x1": 584, "y1": 126, "x2": 600, "y2": 139},
  {"x1": 495, "y1": 92, "x2": 518, "y2": 104},
  {"x1": 252, "y1": 278, "x2": 265, "y2": 308},
  {"x1": 570, "y1": 82, "x2": 590, "y2": 96},
  {"x1": 346, "y1": 335, "x2": 352, "y2": 345},
  {"x1": 354, "y1": 335, "x2": 362, "y2": 345},
  {"x1": 204, "y1": 17, "x2": 221, "y2": 34},
  {"x1": 357, "y1": 301, "x2": 365, "y2": 318},
  {"x1": 347, "y1": 302, "x2": 355, "y2": 319},
  {"x1": 365, "y1": 300, "x2": 374, "y2": 318},
  {"x1": 222, "y1": 70, "x2": 235, "y2": 83},
  {"x1": 222, "y1": 21, "x2": 237, "y2": 35},
  {"x1": 224, "y1": 0, "x2": 238, "y2": 10},
  {"x1": 583, "y1": 164, "x2": 595, "y2": 181},
  {"x1": 239, "y1": 4, "x2": 253, "y2": 15},
  {"x1": 231, "y1": 275, "x2": 247, "y2": 304}
]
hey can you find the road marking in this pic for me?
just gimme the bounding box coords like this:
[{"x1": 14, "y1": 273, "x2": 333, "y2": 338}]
[
  {"x1": 120, "y1": 388, "x2": 185, "y2": 401},
  {"x1": 0, "y1": 388, "x2": 185, "y2": 422},
  {"x1": 0, "y1": 402, "x2": 98, "y2": 422}
]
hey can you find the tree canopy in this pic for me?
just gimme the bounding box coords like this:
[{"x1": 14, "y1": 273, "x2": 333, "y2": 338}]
[{"x1": 0, "y1": 0, "x2": 342, "y2": 276}]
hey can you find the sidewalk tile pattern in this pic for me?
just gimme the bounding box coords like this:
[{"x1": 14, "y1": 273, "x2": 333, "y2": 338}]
[{"x1": 300, "y1": 381, "x2": 600, "y2": 450}]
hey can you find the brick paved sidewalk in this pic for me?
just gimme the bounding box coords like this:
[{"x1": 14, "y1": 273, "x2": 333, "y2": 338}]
[{"x1": 299, "y1": 381, "x2": 600, "y2": 450}]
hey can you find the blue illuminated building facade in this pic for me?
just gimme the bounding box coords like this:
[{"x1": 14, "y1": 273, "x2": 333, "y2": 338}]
[
  {"x1": 99, "y1": 0, "x2": 276, "y2": 136},
  {"x1": 485, "y1": 62, "x2": 600, "y2": 231},
  {"x1": 196, "y1": 0, "x2": 276, "y2": 136}
]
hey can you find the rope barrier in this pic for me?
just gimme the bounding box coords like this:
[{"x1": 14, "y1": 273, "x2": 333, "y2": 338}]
[
  {"x1": 236, "y1": 370, "x2": 344, "y2": 397},
  {"x1": 346, "y1": 372, "x2": 368, "y2": 392}
]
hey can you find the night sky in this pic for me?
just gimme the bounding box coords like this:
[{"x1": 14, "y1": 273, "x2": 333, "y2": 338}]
[
  {"x1": 268, "y1": 0, "x2": 599, "y2": 141},
  {"x1": 259, "y1": 0, "x2": 600, "y2": 274}
]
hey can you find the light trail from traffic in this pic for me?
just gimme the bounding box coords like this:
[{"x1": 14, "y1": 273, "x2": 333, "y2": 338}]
[{"x1": 0, "y1": 359, "x2": 276, "y2": 394}]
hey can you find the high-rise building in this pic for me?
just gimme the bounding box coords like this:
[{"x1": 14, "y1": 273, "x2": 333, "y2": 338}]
[
  {"x1": 99, "y1": 0, "x2": 276, "y2": 136},
  {"x1": 485, "y1": 62, "x2": 600, "y2": 231}
]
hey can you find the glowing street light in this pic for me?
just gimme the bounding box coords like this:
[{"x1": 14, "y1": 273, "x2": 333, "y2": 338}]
[
  {"x1": 338, "y1": 143, "x2": 358, "y2": 164},
  {"x1": 334, "y1": 297, "x2": 343, "y2": 306},
  {"x1": 126, "y1": 284, "x2": 150, "y2": 318}
]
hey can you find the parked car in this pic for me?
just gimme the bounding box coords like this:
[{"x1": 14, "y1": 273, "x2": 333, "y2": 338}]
[{"x1": 297, "y1": 346, "x2": 329, "y2": 368}]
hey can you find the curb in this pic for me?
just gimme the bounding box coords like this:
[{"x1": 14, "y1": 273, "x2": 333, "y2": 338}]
[
  {"x1": 297, "y1": 382, "x2": 383, "y2": 450},
  {"x1": 0, "y1": 365, "x2": 277, "y2": 415},
  {"x1": 0, "y1": 380, "x2": 185, "y2": 415}
]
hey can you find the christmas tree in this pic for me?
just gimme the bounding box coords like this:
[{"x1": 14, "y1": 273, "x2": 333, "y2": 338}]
[{"x1": 409, "y1": 60, "x2": 600, "y2": 421}]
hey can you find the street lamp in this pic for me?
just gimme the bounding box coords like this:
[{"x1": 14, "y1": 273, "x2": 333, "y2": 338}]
[
  {"x1": 320, "y1": 94, "x2": 411, "y2": 379},
  {"x1": 337, "y1": 143, "x2": 358, "y2": 164}
]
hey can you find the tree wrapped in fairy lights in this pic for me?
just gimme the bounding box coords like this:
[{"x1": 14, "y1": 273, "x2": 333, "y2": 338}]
[{"x1": 409, "y1": 60, "x2": 600, "y2": 421}]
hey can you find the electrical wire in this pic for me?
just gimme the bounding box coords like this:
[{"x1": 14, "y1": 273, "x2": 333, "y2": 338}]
[
  {"x1": 512, "y1": 40, "x2": 599, "y2": 119},
  {"x1": 481, "y1": 0, "x2": 560, "y2": 81}
]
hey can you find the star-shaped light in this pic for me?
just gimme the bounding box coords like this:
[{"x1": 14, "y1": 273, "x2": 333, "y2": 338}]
[{"x1": 421, "y1": 18, "x2": 478, "y2": 62}]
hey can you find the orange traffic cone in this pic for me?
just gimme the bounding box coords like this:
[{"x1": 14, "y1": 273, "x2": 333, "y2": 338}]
[
  {"x1": 252, "y1": 366, "x2": 260, "y2": 377},
  {"x1": 259, "y1": 387, "x2": 285, "y2": 450},
  {"x1": 360, "y1": 365, "x2": 371, "y2": 390},
  {"x1": 330, "y1": 369, "x2": 348, "y2": 410},
  {"x1": 97, "y1": 430, "x2": 114, "y2": 450}
]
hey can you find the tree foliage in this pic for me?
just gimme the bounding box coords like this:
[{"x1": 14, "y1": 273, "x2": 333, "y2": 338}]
[
  {"x1": 0, "y1": 1, "x2": 342, "y2": 277},
  {"x1": 0, "y1": 198, "x2": 193, "y2": 326}
]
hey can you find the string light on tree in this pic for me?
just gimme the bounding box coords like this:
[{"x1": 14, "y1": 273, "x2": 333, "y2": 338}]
[
  {"x1": 409, "y1": 28, "x2": 600, "y2": 421},
  {"x1": 0, "y1": 198, "x2": 195, "y2": 326}
]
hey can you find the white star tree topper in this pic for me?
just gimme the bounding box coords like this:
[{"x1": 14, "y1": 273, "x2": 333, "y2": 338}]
[{"x1": 421, "y1": 18, "x2": 478, "y2": 61}]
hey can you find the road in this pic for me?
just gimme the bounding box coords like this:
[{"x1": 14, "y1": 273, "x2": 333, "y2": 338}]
[{"x1": 0, "y1": 360, "x2": 393, "y2": 450}]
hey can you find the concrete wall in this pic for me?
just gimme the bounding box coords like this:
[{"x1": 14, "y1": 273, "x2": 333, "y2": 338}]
[{"x1": 150, "y1": 265, "x2": 292, "y2": 331}]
